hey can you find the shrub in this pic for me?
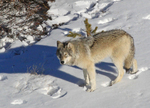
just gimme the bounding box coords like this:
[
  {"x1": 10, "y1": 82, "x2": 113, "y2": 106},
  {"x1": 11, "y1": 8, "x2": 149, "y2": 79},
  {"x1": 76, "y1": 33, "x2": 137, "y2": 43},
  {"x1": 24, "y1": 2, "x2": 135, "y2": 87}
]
[
  {"x1": 0, "y1": 0, "x2": 54, "y2": 43},
  {"x1": 27, "y1": 64, "x2": 45, "y2": 75}
]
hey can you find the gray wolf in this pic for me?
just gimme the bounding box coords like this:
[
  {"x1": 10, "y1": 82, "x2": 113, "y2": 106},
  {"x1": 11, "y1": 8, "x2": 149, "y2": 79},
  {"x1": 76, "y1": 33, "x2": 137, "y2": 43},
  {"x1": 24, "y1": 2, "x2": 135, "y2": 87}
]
[{"x1": 56, "y1": 29, "x2": 138, "y2": 92}]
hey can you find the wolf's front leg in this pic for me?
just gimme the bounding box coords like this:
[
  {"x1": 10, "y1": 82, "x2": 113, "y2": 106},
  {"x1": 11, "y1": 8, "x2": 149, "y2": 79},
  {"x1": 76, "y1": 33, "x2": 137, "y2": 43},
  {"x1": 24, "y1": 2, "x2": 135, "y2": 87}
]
[
  {"x1": 86, "y1": 64, "x2": 96, "y2": 92},
  {"x1": 83, "y1": 69, "x2": 90, "y2": 86}
]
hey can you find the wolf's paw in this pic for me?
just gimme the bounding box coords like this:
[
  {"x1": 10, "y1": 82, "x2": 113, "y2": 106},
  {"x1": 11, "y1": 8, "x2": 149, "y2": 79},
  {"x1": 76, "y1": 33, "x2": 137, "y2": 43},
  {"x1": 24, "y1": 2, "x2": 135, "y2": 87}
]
[
  {"x1": 101, "y1": 81, "x2": 116, "y2": 87},
  {"x1": 86, "y1": 88, "x2": 95, "y2": 92},
  {"x1": 125, "y1": 68, "x2": 138, "y2": 74},
  {"x1": 83, "y1": 85, "x2": 95, "y2": 92},
  {"x1": 125, "y1": 68, "x2": 133, "y2": 74},
  {"x1": 109, "y1": 81, "x2": 115, "y2": 86}
]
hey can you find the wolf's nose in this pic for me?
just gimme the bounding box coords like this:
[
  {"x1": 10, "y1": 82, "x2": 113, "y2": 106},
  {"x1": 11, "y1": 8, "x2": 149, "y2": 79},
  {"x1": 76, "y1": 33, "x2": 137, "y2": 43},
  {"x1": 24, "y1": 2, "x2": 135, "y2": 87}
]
[{"x1": 61, "y1": 61, "x2": 64, "y2": 64}]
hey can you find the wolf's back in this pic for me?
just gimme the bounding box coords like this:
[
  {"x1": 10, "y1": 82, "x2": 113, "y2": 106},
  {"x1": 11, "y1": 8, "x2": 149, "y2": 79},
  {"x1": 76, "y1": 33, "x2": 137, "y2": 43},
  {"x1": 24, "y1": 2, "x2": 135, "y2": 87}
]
[{"x1": 90, "y1": 29, "x2": 135, "y2": 63}]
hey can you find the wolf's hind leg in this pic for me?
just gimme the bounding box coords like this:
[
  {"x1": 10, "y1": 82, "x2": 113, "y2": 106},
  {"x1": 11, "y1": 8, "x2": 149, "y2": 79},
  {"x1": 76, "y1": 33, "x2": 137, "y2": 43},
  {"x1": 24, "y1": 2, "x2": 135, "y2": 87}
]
[
  {"x1": 124, "y1": 49, "x2": 134, "y2": 73},
  {"x1": 131, "y1": 59, "x2": 138, "y2": 74},
  {"x1": 124, "y1": 58, "x2": 138, "y2": 74}
]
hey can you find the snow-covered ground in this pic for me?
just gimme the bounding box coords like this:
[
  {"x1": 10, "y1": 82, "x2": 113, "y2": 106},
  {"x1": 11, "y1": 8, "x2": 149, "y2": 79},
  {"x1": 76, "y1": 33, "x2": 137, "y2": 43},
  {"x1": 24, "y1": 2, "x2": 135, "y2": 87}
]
[{"x1": 1, "y1": 0, "x2": 150, "y2": 108}]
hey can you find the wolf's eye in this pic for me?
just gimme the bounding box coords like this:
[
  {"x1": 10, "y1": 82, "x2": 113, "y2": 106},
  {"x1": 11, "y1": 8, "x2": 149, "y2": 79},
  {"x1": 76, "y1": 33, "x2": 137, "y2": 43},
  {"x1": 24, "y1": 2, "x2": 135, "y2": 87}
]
[{"x1": 64, "y1": 53, "x2": 68, "y2": 57}]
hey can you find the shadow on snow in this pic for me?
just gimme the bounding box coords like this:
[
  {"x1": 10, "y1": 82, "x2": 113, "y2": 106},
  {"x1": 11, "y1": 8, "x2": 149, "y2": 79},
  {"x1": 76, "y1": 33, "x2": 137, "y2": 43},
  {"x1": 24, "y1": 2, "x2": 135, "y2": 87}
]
[{"x1": 0, "y1": 45, "x2": 117, "y2": 84}]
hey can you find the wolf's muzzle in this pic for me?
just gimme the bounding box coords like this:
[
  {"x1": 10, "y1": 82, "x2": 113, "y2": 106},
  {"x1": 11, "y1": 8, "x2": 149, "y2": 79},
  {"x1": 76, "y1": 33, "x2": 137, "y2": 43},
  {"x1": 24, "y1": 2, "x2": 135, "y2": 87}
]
[{"x1": 61, "y1": 61, "x2": 64, "y2": 64}]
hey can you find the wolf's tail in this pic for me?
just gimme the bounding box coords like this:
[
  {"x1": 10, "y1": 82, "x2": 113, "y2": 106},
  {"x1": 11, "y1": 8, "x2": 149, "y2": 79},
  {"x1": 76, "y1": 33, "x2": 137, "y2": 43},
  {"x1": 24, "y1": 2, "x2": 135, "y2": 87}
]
[{"x1": 124, "y1": 36, "x2": 138, "y2": 74}]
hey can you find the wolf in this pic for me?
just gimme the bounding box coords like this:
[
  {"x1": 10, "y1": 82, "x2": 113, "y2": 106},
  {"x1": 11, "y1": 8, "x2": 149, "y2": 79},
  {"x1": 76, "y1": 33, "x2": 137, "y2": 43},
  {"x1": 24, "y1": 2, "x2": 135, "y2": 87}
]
[{"x1": 56, "y1": 29, "x2": 138, "y2": 92}]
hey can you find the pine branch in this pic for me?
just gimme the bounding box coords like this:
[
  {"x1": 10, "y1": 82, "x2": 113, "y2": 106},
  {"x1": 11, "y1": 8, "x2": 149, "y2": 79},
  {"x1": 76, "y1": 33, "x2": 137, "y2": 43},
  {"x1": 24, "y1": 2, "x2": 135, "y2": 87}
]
[
  {"x1": 84, "y1": 18, "x2": 98, "y2": 36},
  {"x1": 84, "y1": 18, "x2": 92, "y2": 37},
  {"x1": 91, "y1": 26, "x2": 98, "y2": 34},
  {"x1": 67, "y1": 18, "x2": 98, "y2": 38},
  {"x1": 67, "y1": 31, "x2": 81, "y2": 38}
]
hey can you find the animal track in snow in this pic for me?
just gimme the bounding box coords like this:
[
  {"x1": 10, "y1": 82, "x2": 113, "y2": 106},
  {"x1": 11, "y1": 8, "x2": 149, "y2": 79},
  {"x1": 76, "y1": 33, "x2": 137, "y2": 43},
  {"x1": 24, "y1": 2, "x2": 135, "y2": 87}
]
[
  {"x1": 101, "y1": 82, "x2": 110, "y2": 87},
  {"x1": 15, "y1": 74, "x2": 67, "y2": 99},
  {"x1": 75, "y1": 1, "x2": 91, "y2": 8},
  {"x1": 101, "y1": 67, "x2": 149, "y2": 87},
  {"x1": 85, "y1": 2, "x2": 114, "y2": 18},
  {"x1": 142, "y1": 15, "x2": 150, "y2": 20},
  {"x1": 113, "y1": 0, "x2": 121, "y2": 1},
  {"x1": 72, "y1": 28, "x2": 81, "y2": 32},
  {"x1": 63, "y1": 28, "x2": 83, "y2": 36},
  {"x1": 63, "y1": 31, "x2": 69, "y2": 35},
  {"x1": 98, "y1": 18, "x2": 115, "y2": 24},
  {"x1": 48, "y1": 86, "x2": 67, "y2": 99},
  {"x1": 38, "y1": 86, "x2": 67, "y2": 99},
  {"x1": 100, "y1": 2, "x2": 114, "y2": 13},
  {"x1": 47, "y1": 0, "x2": 117, "y2": 25},
  {"x1": 0, "y1": 75, "x2": 7, "y2": 81},
  {"x1": 128, "y1": 67, "x2": 149, "y2": 80},
  {"x1": 11, "y1": 99, "x2": 27, "y2": 105}
]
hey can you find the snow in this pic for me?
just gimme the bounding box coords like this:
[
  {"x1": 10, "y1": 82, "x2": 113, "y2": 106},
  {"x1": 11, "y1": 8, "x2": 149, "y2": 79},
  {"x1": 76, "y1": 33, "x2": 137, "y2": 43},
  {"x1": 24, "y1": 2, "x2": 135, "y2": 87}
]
[
  {"x1": 11, "y1": 99, "x2": 26, "y2": 105},
  {"x1": 142, "y1": 15, "x2": 150, "y2": 20},
  {"x1": 98, "y1": 18, "x2": 114, "y2": 24},
  {"x1": 0, "y1": 75, "x2": 7, "y2": 81},
  {"x1": 1, "y1": 0, "x2": 150, "y2": 108}
]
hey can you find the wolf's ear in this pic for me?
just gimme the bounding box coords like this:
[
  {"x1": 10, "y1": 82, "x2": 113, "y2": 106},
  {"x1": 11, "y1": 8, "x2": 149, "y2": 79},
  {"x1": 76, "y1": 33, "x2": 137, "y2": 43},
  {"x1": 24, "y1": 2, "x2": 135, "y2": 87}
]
[
  {"x1": 57, "y1": 41, "x2": 63, "y2": 48},
  {"x1": 67, "y1": 42, "x2": 73, "y2": 49}
]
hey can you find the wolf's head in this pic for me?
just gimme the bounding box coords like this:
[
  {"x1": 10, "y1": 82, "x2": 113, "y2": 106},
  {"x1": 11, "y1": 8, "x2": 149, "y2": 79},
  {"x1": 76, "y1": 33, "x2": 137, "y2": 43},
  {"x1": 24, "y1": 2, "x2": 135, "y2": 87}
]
[{"x1": 56, "y1": 41, "x2": 75, "y2": 65}]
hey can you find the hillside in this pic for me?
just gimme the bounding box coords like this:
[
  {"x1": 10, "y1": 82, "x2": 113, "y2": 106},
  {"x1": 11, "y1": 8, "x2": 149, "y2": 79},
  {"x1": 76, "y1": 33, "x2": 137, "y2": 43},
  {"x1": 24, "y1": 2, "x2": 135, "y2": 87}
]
[{"x1": 0, "y1": 0, "x2": 150, "y2": 108}]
